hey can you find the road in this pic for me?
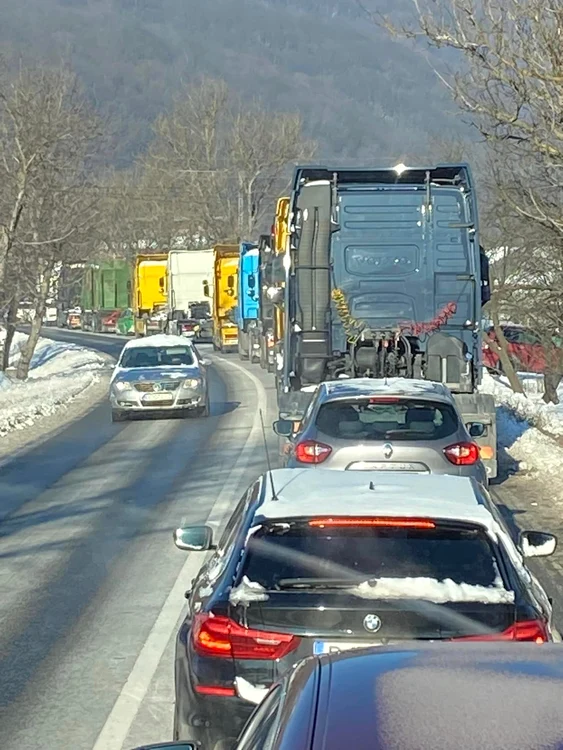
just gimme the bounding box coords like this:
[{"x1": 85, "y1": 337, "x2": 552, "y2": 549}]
[{"x1": 0, "y1": 328, "x2": 562, "y2": 750}]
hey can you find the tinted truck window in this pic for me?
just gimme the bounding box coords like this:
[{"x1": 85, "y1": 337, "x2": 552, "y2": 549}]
[
  {"x1": 241, "y1": 525, "x2": 502, "y2": 590},
  {"x1": 315, "y1": 399, "x2": 458, "y2": 441}
]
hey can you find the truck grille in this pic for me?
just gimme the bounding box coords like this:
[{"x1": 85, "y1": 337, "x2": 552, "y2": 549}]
[{"x1": 134, "y1": 381, "x2": 181, "y2": 393}]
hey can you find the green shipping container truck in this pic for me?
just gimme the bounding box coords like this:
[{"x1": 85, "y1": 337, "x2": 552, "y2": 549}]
[{"x1": 81, "y1": 260, "x2": 133, "y2": 333}]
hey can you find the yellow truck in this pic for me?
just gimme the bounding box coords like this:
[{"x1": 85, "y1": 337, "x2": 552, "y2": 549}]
[
  {"x1": 272, "y1": 197, "x2": 290, "y2": 349},
  {"x1": 209, "y1": 244, "x2": 239, "y2": 352},
  {"x1": 133, "y1": 253, "x2": 168, "y2": 335}
]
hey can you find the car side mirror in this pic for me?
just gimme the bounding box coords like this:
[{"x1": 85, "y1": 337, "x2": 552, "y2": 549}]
[
  {"x1": 519, "y1": 530, "x2": 557, "y2": 558},
  {"x1": 468, "y1": 422, "x2": 486, "y2": 438},
  {"x1": 273, "y1": 419, "x2": 293, "y2": 437},
  {"x1": 200, "y1": 357, "x2": 212, "y2": 367},
  {"x1": 131, "y1": 743, "x2": 197, "y2": 750},
  {"x1": 202, "y1": 281, "x2": 210, "y2": 297},
  {"x1": 174, "y1": 525, "x2": 215, "y2": 552}
]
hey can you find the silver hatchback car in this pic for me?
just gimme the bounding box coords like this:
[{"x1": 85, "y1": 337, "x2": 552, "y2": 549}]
[{"x1": 274, "y1": 378, "x2": 488, "y2": 483}]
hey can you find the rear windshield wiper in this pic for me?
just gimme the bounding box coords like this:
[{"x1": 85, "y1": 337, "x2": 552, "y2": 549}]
[{"x1": 276, "y1": 577, "x2": 362, "y2": 590}]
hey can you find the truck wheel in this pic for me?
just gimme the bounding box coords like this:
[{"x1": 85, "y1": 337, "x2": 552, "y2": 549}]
[{"x1": 111, "y1": 410, "x2": 127, "y2": 423}]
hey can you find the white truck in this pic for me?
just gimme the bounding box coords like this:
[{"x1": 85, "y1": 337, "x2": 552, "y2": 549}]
[{"x1": 165, "y1": 248, "x2": 214, "y2": 342}]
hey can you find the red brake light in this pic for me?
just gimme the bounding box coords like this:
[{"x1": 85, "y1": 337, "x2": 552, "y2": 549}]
[
  {"x1": 195, "y1": 685, "x2": 237, "y2": 696},
  {"x1": 444, "y1": 441, "x2": 480, "y2": 466},
  {"x1": 308, "y1": 517, "x2": 436, "y2": 529},
  {"x1": 368, "y1": 397, "x2": 400, "y2": 404},
  {"x1": 192, "y1": 614, "x2": 300, "y2": 660},
  {"x1": 452, "y1": 619, "x2": 549, "y2": 644},
  {"x1": 295, "y1": 440, "x2": 332, "y2": 464}
]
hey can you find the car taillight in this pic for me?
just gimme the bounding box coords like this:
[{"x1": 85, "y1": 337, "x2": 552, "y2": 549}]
[
  {"x1": 444, "y1": 442, "x2": 480, "y2": 466},
  {"x1": 452, "y1": 619, "x2": 549, "y2": 644},
  {"x1": 191, "y1": 614, "x2": 300, "y2": 660},
  {"x1": 294, "y1": 440, "x2": 332, "y2": 464},
  {"x1": 309, "y1": 517, "x2": 436, "y2": 529}
]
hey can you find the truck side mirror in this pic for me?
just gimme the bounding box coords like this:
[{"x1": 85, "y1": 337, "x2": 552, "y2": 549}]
[
  {"x1": 248, "y1": 273, "x2": 256, "y2": 289},
  {"x1": 227, "y1": 275, "x2": 234, "y2": 288},
  {"x1": 202, "y1": 280, "x2": 210, "y2": 297},
  {"x1": 159, "y1": 276, "x2": 165, "y2": 291}
]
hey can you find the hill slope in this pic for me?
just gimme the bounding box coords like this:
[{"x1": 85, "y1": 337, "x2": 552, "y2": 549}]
[{"x1": 0, "y1": 0, "x2": 465, "y2": 165}]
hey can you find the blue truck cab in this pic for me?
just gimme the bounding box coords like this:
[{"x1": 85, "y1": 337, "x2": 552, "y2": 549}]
[
  {"x1": 276, "y1": 163, "x2": 497, "y2": 478},
  {"x1": 236, "y1": 241, "x2": 260, "y2": 361}
]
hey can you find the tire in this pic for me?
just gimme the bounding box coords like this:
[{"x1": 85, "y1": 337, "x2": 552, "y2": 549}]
[
  {"x1": 249, "y1": 336, "x2": 259, "y2": 364},
  {"x1": 196, "y1": 397, "x2": 210, "y2": 417},
  {"x1": 111, "y1": 410, "x2": 127, "y2": 423}
]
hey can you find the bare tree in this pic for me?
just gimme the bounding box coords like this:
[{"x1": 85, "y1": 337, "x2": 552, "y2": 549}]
[
  {"x1": 141, "y1": 78, "x2": 315, "y2": 246},
  {"x1": 0, "y1": 64, "x2": 103, "y2": 376}
]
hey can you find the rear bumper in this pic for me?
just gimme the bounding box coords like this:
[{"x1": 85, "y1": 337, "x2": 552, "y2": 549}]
[{"x1": 175, "y1": 661, "x2": 253, "y2": 746}]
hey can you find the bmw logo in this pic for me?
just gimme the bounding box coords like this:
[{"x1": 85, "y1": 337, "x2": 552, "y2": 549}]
[{"x1": 363, "y1": 614, "x2": 382, "y2": 633}]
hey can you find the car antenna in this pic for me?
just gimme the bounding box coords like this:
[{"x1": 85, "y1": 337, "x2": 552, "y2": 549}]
[{"x1": 259, "y1": 409, "x2": 280, "y2": 501}]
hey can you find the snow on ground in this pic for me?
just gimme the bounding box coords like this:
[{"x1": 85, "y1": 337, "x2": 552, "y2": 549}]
[
  {"x1": 0, "y1": 328, "x2": 110, "y2": 437},
  {"x1": 480, "y1": 372, "x2": 563, "y2": 496}
]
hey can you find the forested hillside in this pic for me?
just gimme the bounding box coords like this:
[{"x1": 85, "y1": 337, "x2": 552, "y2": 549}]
[{"x1": 0, "y1": 0, "x2": 465, "y2": 164}]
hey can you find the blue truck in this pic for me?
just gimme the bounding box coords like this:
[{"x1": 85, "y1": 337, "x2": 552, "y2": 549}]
[
  {"x1": 236, "y1": 241, "x2": 260, "y2": 362},
  {"x1": 275, "y1": 163, "x2": 497, "y2": 478}
]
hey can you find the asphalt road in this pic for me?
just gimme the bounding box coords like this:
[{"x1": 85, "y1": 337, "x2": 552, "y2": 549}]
[
  {"x1": 0, "y1": 328, "x2": 280, "y2": 750},
  {"x1": 1, "y1": 328, "x2": 562, "y2": 750}
]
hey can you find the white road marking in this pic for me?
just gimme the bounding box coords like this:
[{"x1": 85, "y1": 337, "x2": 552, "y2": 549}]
[{"x1": 91, "y1": 357, "x2": 268, "y2": 750}]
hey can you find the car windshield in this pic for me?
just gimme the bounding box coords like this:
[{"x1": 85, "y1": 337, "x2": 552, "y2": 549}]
[
  {"x1": 120, "y1": 345, "x2": 195, "y2": 368},
  {"x1": 315, "y1": 398, "x2": 458, "y2": 441},
  {"x1": 241, "y1": 524, "x2": 503, "y2": 590}
]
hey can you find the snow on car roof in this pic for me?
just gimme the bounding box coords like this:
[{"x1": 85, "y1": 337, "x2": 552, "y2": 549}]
[
  {"x1": 321, "y1": 378, "x2": 451, "y2": 399},
  {"x1": 257, "y1": 469, "x2": 495, "y2": 531},
  {"x1": 122, "y1": 334, "x2": 196, "y2": 350}
]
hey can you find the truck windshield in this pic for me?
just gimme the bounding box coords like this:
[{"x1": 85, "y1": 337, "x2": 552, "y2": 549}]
[{"x1": 121, "y1": 346, "x2": 194, "y2": 368}]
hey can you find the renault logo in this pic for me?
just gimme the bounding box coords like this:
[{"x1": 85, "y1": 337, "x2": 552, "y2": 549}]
[
  {"x1": 363, "y1": 614, "x2": 382, "y2": 633},
  {"x1": 383, "y1": 443, "x2": 393, "y2": 460}
]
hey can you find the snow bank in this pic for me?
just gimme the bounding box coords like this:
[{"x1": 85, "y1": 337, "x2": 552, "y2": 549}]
[
  {"x1": 0, "y1": 328, "x2": 109, "y2": 437},
  {"x1": 480, "y1": 371, "x2": 563, "y2": 488},
  {"x1": 480, "y1": 371, "x2": 563, "y2": 437},
  {"x1": 348, "y1": 577, "x2": 515, "y2": 604}
]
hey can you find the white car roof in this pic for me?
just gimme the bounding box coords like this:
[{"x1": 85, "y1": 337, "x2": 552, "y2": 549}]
[
  {"x1": 257, "y1": 469, "x2": 495, "y2": 532},
  {"x1": 320, "y1": 378, "x2": 452, "y2": 400},
  {"x1": 122, "y1": 334, "x2": 195, "y2": 350}
]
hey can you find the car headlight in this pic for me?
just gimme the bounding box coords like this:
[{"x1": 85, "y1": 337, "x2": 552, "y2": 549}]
[
  {"x1": 183, "y1": 378, "x2": 201, "y2": 388},
  {"x1": 113, "y1": 380, "x2": 130, "y2": 392}
]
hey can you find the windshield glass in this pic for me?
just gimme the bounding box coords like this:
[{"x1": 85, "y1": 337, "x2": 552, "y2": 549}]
[
  {"x1": 241, "y1": 525, "x2": 503, "y2": 590},
  {"x1": 315, "y1": 398, "x2": 458, "y2": 441},
  {"x1": 120, "y1": 345, "x2": 195, "y2": 368}
]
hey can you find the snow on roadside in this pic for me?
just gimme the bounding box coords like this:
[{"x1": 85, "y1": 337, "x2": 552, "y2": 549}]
[
  {"x1": 0, "y1": 328, "x2": 110, "y2": 437},
  {"x1": 480, "y1": 371, "x2": 563, "y2": 437},
  {"x1": 480, "y1": 372, "x2": 563, "y2": 494}
]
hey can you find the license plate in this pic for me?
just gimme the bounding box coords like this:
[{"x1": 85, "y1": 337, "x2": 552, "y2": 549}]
[
  {"x1": 313, "y1": 641, "x2": 377, "y2": 655},
  {"x1": 143, "y1": 392, "x2": 173, "y2": 403},
  {"x1": 348, "y1": 462, "x2": 427, "y2": 472}
]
